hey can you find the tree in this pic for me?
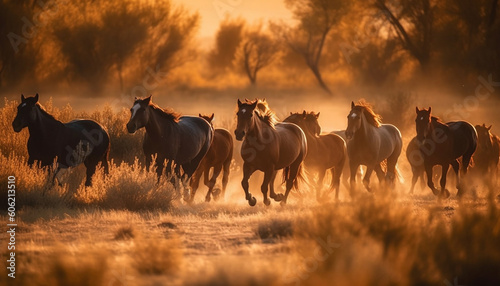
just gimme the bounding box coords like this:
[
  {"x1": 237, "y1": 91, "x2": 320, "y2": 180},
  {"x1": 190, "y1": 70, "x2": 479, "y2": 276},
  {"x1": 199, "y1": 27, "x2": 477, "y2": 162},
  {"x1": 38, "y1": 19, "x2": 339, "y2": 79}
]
[
  {"x1": 274, "y1": 0, "x2": 350, "y2": 94},
  {"x1": 207, "y1": 18, "x2": 245, "y2": 72},
  {"x1": 237, "y1": 25, "x2": 279, "y2": 85},
  {"x1": 373, "y1": 0, "x2": 435, "y2": 68}
]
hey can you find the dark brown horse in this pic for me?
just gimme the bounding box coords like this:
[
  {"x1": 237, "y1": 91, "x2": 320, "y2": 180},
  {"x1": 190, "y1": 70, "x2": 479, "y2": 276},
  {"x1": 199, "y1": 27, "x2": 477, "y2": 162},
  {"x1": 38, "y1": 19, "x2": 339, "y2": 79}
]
[
  {"x1": 415, "y1": 107, "x2": 477, "y2": 198},
  {"x1": 284, "y1": 111, "x2": 346, "y2": 200},
  {"x1": 190, "y1": 113, "x2": 233, "y2": 202},
  {"x1": 472, "y1": 124, "x2": 499, "y2": 186},
  {"x1": 234, "y1": 99, "x2": 307, "y2": 206},
  {"x1": 126, "y1": 96, "x2": 213, "y2": 200},
  {"x1": 346, "y1": 101, "x2": 402, "y2": 194},
  {"x1": 12, "y1": 94, "x2": 110, "y2": 186}
]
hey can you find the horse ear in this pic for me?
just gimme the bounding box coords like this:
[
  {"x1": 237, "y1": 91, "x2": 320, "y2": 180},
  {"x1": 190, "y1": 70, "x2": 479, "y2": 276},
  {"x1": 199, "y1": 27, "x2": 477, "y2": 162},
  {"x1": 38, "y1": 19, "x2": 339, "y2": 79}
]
[
  {"x1": 315, "y1": 112, "x2": 320, "y2": 118},
  {"x1": 351, "y1": 101, "x2": 355, "y2": 109},
  {"x1": 210, "y1": 113, "x2": 214, "y2": 121},
  {"x1": 488, "y1": 125, "x2": 492, "y2": 130},
  {"x1": 199, "y1": 113, "x2": 202, "y2": 117},
  {"x1": 262, "y1": 98, "x2": 266, "y2": 102},
  {"x1": 34, "y1": 93, "x2": 39, "y2": 102},
  {"x1": 428, "y1": 107, "x2": 431, "y2": 113},
  {"x1": 290, "y1": 112, "x2": 293, "y2": 115},
  {"x1": 250, "y1": 100, "x2": 258, "y2": 110},
  {"x1": 21, "y1": 94, "x2": 25, "y2": 102},
  {"x1": 302, "y1": 110, "x2": 306, "y2": 116},
  {"x1": 415, "y1": 107, "x2": 419, "y2": 114},
  {"x1": 145, "y1": 95, "x2": 152, "y2": 104},
  {"x1": 237, "y1": 99, "x2": 242, "y2": 107}
]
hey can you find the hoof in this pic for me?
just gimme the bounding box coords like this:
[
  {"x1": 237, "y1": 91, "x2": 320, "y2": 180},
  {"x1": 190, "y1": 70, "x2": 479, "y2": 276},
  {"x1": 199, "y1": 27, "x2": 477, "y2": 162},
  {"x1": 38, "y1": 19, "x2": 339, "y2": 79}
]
[
  {"x1": 280, "y1": 200, "x2": 287, "y2": 206},
  {"x1": 273, "y1": 193, "x2": 284, "y2": 202},
  {"x1": 264, "y1": 199, "x2": 271, "y2": 206},
  {"x1": 213, "y1": 188, "x2": 221, "y2": 201},
  {"x1": 431, "y1": 188, "x2": 440, "y2": 196},
  {"x1": 205, "y1": 196, "x2": 211, "y2": 203},
  {"x1": 248, "y1": 196, "x2": 257, "y2": 206}
]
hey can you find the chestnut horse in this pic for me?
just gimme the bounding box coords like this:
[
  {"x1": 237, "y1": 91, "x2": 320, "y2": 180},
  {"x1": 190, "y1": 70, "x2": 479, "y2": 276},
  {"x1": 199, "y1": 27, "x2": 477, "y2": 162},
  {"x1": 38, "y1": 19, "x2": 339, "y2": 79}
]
[
  {"x1": 12, "y1": 94, "x2": 110, "y2": 187},
  {"x1": 284, "y1": 111, "x2": 346, "y2": 200},
  {"x1": 415, "y1": 107, "x2": 477, "y2": 198},
  {"x1": 346, "y1": 101, "x2": 402, "y2": 194},
  {"x1": 234, "y1": 99, "x2": 307, "y2": 206},
  {"x1": 190, "y1": 113, "x2": 233, "y2": 202}
]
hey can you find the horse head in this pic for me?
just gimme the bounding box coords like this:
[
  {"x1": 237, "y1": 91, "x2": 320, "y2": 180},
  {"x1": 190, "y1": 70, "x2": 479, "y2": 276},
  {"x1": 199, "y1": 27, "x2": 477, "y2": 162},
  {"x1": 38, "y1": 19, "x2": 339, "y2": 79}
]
[
  {"x1": 475, "y1": 123, "x2": 493, "y2": 149},
  {"x1": 127, "y1": 95, "x2": 152, "y2": 133},
  {"x1": 235, "y1": 99, "x2": 257, "y2": 141},
  {"x1": 12, "y1": 93, "x2": 39, "y2": 133},
  {"x1": 415, "y1": 107, "x2": 432, "y2": 142}
]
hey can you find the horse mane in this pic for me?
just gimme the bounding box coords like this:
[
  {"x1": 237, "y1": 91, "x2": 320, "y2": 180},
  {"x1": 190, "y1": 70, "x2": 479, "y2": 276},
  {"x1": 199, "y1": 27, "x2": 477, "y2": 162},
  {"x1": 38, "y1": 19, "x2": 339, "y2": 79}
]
[
  {"x1": 35, "y1": 103, "x2": 57, "y2": 121},
  {"x1": 148, "y1": 102, "x2": 181, "y2": 122},
  {"x1": 353, "y1": 101, "x2": 382, "y2": 128},
  {"x1": 256, "y1": 110, "x2": 278, "y2": 128}
]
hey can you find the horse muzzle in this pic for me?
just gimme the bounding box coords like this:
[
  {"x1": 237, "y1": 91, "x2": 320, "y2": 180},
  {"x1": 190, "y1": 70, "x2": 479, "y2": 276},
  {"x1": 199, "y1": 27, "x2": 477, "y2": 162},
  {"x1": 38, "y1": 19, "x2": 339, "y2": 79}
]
[
  {"x1": 12, "y1": 120, "x2": 23, "y2": 133},
  {"x1": 126, "y1": 122, "x2": 137, "y2": 134},
  {"x1": 234, "y1": 130, "x2": 245, "y2": 141}
]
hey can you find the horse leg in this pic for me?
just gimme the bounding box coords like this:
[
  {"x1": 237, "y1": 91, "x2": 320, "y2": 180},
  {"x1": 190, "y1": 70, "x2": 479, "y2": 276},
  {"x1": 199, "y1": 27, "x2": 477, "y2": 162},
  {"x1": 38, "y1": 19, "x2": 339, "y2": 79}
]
[
  {"x1": 268, "y1": 170, "x2": 279, "y2": 201},
  {"x1": 450, "y1": 159, "x2": 463, "y2": 197},
  {"x1": 425, "y1": 163, "x2": 439, "y2": 196},
  {"x1": 281, "y1": 160, "x2": 302, "y2": 206},
  {"x1": 220, "y1": 156, "x2": 231, "y2": 200},
  {"x1": 189, "y1": 165, "x2": 203, "y2": 204},
  {"x1": 439, "y1": 164, "x2": 451, "y2": 199},
  {"x1": 362, "y1": 166, "x2": 374, "y2": 193},
  {"x1": 316, "y1": 169, "x2": 326, "y2": 202},
  {"x1": 409, "y1": 166, "x2": 418, "y2": 194},
  {"x1": 242, "y1": 162, "x2": 257, "y2": 206},
  {"x1": 261, "y1": 167, "x2": 274, "y2": 206},
  {"x1": 207, "y1": 164, "x2": 223, "y2": 202},
  {"x1": 84, "y1": 161, "x2": 97, "y2": 187},
  {"x1": 349, "y1": 162, "x2": 359, "y2": 197},
  {"x1": 374, "y1": 163, "x2": 385, "y2": 188}
]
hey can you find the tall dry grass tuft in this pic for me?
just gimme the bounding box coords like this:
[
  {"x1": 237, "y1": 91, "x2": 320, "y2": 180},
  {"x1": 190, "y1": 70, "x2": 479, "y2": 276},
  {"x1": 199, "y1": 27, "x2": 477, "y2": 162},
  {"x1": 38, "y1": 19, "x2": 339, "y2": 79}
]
[
  {"x1": 132, "y1": 235, "x2": 183, "y2": 275},
  {"x1": 291, "y1": 196, "x2": 500, "y2": 285},
  {"x1": 74, "y1": 158, "x2": 175, "y2": 211},
  {"x1": 41, "y1": 250, "x2": 109, "y2": 286}
]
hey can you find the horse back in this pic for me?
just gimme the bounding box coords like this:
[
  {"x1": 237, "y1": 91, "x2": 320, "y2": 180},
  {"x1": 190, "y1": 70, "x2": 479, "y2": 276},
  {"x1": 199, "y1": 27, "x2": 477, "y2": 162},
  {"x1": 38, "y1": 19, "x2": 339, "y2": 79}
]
[
  {"x1": 274, "y1": 122, "x2": 307, "y2": 168},
  {"x1": 176, "y1": 116, "x2": 213, "y2": 163},
  {"x1": 447, "y1": 121, "x2": 477, "y2": 158}
]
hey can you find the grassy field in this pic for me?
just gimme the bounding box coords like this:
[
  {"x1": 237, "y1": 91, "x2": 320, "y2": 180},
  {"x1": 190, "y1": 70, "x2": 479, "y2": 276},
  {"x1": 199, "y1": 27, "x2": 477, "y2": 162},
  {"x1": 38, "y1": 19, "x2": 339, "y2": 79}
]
[{"x1": 1, "y1": 97, "x2": 500, "y2": 285}]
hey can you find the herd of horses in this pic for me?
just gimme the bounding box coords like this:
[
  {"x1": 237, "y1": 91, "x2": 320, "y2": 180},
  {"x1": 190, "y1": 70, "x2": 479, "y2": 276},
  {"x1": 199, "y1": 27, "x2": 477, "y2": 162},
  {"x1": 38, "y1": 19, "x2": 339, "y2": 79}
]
[{"x1": 11, "y1": 94, "x2": 500, "y2": 206}]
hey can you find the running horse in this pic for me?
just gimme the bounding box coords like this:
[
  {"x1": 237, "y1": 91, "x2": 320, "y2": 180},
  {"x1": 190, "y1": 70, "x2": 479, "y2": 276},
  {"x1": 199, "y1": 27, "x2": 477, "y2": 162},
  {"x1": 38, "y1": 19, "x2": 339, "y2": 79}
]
[
  {"x1": 415, "y1": 107, "x2": 477, "y2": 198},
  {"x1": 190, "y1": 113, "x2": 233, "y2": 202},
  {"x1": 284, "y1": 111, "x2": 346, "y2": 200},
  {"x1": 12, "y1": 94, "x2": 110, "y2": 186},
  {"x1": 126, "y1": 96, "x2": 213, "y2": 201},
  {"x1": 472, "y1": 124, "x2": 499, "y2": 187},
  {"x1": 234, "y1": 99, "x2": 307, "y2": 206},
  {"x1": 345, "y1": 101, "x2": 402, "y2": 194}
]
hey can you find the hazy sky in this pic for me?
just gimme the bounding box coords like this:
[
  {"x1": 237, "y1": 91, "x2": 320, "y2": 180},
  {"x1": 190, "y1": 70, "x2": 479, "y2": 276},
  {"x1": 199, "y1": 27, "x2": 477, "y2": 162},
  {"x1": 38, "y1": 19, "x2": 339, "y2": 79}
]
[{"x1": 180, "y1": 0, "x2": 293, "y2": 38}]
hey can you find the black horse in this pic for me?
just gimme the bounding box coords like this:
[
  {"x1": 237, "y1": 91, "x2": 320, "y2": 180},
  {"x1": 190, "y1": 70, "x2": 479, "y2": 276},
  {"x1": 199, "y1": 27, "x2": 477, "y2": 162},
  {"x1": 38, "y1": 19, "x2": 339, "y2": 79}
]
[
  {"x1": 12, "y1": 94, "x2": 110, "y2": 186},
  {"x1": 126, "y1": 96, "x2": 213, "y2": 200},
  {"x1": 415, "y1": 107, "x2": 477, "y2": 198}
]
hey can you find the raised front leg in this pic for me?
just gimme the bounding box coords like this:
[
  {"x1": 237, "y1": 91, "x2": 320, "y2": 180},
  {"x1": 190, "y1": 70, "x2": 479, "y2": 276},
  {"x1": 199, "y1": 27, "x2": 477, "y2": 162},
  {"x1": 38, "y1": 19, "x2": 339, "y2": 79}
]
[{"x1": 241, "y1": 162, "x2": 257, "y2": 206}]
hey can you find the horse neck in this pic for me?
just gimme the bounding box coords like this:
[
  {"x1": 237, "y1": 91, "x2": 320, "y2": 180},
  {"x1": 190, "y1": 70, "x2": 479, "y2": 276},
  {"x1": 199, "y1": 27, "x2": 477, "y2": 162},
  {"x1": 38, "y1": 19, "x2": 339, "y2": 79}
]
[
  {"x1": 246, "y1": 112, "x2": 271, "y2": 142},
  {"x1": 145, "y1": 108, "x2": 177, "y2": 140},
  {"x1": 354, "y1": 112, "x2": 376, "y2": 141},
  {"x1": 429, "y1": 119, "x2": 448, "y2": 137},
  {"x1": 301, "y1": 125, "x2": 318, "y2": 142},
  {"x1": 28, "y1": 106, "x2": 63, "y2": 139}
]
